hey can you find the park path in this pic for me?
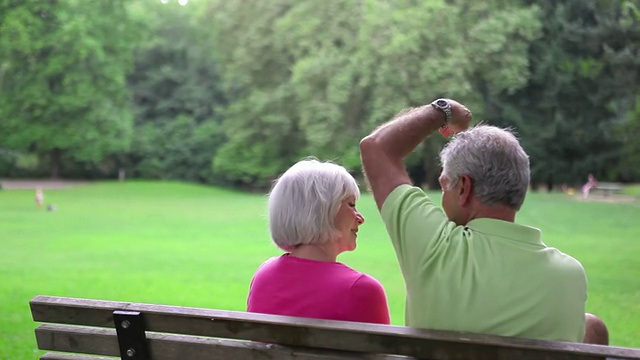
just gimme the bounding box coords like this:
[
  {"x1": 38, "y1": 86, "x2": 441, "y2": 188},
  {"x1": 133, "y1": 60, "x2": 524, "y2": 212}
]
[
  {"x1": 2, "y1": 178, "x2": 634, "y2": 203},
  {"x1": 0, "y1": 179, "x2": 90, "y2": 190}
]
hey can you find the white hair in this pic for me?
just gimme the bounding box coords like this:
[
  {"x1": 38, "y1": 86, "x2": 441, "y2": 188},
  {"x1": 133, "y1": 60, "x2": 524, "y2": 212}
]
[
  {"x1": 439, "y1": 125, "x2": 530, "y2": 210},
  {"x1": 268, "y1": 158, "x2": 360, "y2": 251}
]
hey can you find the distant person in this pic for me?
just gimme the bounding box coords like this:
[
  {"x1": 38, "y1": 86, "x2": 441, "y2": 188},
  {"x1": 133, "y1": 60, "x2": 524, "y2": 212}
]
[
  {"x1": 247, "y1": 158, "x2": 391, "y2": 324},
  {"x1": 35, "y1": 188, "x2": 44, "y2": 210},
  {"x1": 561, "y1": 183, "x2": 575, "y2": 196},
  {"x1": 360, "y1": 98, "x2": 607, "y2": 343},
  {"x1": 582, "y1": 174, "x2": 598, "y2": 200}
]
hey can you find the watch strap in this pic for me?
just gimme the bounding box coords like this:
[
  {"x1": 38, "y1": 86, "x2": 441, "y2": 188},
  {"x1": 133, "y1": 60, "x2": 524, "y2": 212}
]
[{"x1": 430, "y1": 99, "x2": 452, "y2": 128}]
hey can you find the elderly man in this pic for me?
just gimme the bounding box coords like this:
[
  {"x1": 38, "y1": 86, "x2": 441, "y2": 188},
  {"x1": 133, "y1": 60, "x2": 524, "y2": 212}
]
[{"x1": 359, "y1": 98, "x2": 607, "y2": 344}]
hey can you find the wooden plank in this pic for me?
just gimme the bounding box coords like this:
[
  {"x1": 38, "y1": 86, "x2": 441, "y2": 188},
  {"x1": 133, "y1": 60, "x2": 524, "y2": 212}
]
[
  {"x1": 593, "y1": 182, "x2": 623, "y2": 196},
  {"x1": 31, "y1": 295, "x2": 640, "y2": 360},
  {"x1": 35, "y1": 325, "x2": 119, "y2": 357},
  {"x1": 41, "y1": 353, "x2": 117, "y2": 360},
  {"x1": 595, "y1": 186, "x2": 623, "y2": 191},
  {"x1": 35, "y1": 324, "x2": 408, "y2": 360},
  {"x1": 595, "y1": 182, "x2": 623, "y2": 189}
]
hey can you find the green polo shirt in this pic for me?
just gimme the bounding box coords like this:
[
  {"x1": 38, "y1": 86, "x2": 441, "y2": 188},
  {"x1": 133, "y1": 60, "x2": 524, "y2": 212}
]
[{"x1": 381, "y1": 185, "x2": 586, "y2": 342}]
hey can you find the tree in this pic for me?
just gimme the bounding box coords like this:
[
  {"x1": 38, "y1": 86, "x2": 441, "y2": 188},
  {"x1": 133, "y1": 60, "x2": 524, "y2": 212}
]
[
  {"x1": 359, "y1": 0, "x2": 541, "y2": 187},
  {"x1": 0, "y1": 0, "x2": 140, "y2": 178},
  {"x1": 125, "y1": 0, "x2": 226, "y2": 183},
  {"x1": 495, "y1": 0, "x2": 640, "y2": 188},
  {"x1": 203, "y1": 0, "x2": 303, "y2": 188},
  {"x1": 206, "y1": 0, "x2": 541, "y2": 188}
]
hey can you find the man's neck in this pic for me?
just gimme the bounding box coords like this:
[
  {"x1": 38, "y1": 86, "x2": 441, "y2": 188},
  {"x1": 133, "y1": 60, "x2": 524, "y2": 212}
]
[{"x1": 468, "y1": 205, "x2": 516, "y2": 223}]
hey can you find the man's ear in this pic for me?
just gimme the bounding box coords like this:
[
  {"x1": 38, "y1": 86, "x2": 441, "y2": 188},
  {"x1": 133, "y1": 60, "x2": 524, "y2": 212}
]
[{"x1": 458, "y1": 174, "x2": 473, "y2": 206}]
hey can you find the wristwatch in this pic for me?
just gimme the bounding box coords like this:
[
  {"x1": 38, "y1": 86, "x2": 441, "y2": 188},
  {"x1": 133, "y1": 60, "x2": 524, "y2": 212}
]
[{"x1": 430, "y1": 99, "x2": 451, "y2": 128}]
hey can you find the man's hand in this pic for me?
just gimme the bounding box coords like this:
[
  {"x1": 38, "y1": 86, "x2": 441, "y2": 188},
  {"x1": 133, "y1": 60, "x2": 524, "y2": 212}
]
[{"x1": 439, "y1": 100, "x2": 472, "y2": 138}]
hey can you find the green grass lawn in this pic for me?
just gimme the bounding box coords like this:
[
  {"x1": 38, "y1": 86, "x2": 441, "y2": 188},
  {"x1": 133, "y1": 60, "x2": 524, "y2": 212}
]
[
  {"x1": 623, "y1": 184, "x2": 640, "y2": 197},
  {"x1": 1, "y1": 181, "x2": 639, "y2": 358}
]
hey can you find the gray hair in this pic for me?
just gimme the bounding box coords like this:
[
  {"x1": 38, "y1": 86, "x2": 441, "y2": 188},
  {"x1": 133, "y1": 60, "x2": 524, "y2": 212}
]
[
  {"x1": 439, "y1": 125, "x2": 530, "y2": 210},
  {"x1": 268, "y1": 158, "x2": 360, "y2": 251}
]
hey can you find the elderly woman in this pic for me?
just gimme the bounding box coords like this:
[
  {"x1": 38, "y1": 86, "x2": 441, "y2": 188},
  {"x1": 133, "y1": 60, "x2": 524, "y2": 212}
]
[{"x1": 247, "y1": 158, "x2": 390, "y2": 324}]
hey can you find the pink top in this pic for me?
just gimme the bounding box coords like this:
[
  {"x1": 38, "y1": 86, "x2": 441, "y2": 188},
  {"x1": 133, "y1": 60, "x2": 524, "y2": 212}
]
[{"x1": 247, "y1": 254, "x2": 390, "y2": 324}]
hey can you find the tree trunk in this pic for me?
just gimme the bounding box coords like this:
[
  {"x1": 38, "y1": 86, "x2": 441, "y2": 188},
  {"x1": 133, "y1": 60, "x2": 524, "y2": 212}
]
[
  {"x1": 50, "y1": 148, "x2": 61, "y2": 179},
  {"x1": 422, "y1": 141, "x2": 442, "y2": 190}
]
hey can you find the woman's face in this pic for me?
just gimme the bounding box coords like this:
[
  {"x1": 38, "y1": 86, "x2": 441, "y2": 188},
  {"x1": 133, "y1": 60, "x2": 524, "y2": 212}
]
[{"x1": 333, "y1": 195, "x2": 365, "y2": 253}]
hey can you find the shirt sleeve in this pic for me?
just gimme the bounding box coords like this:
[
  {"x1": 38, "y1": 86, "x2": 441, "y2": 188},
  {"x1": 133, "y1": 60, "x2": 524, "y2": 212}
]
[
  {"x1": 380, "y1": 185, "x2": 458, "y2": 286},
  {"x1": 344, "y1": 275, "x2": 391, "y2": 325}
]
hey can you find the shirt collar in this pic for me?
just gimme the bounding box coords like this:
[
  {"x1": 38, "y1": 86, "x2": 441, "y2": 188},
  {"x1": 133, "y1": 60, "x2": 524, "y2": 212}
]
[{"x1": 465, "y1": 218, "x2": 543, "y2": 246}]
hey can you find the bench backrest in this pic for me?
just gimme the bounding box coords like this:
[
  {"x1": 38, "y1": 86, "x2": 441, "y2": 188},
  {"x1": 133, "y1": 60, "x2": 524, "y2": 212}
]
[
  {"x1": 594, "y1": 182, "x2": 624, "y2": 190},
  {"x1": 30, "y1": 295, "x2": 640, "y2": 360}
]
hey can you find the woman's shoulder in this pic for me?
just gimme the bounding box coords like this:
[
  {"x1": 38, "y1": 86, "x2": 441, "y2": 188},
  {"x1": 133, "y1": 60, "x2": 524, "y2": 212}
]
[
  {"x1": 333, "y1": 264, "x2": 384, "y2": 290},
  {"x1": 344, "y1": 272, "x2": 390, "y2": 322},
  {"x1": 254, "y1": 255, "x2": 285, "y2": 272},
  {"x1": 351, "y1": 272, "x2": 385, "y2": 290}
]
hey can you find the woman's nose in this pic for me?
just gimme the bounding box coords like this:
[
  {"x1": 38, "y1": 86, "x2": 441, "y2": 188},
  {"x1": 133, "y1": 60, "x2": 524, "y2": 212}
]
[{"x1": 356, "y1": 213, "x2": 365, "y2": 224}]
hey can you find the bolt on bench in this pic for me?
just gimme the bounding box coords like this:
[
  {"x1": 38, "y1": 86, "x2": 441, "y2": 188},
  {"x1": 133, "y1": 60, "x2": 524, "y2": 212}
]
[{"x1": 30, "y1": 295, "x2": 640, "y2": 360}]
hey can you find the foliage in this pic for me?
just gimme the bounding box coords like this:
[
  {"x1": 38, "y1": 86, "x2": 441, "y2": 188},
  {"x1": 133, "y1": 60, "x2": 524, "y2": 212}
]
[
  {"x1": 125, "y1": 1, "x2": 226, "y2": 183},
  {"x1": 204, "y1": 0, "x2": 304, "y2": 187},
  {"x1": 0, "y1": 0, "x2": 141, "y2": 177},
  {"x1": 494, "y1": 0, "x2": 640, "y2": 188},
  {"x1": 0, "y1": 0, "x2": 638, "y2": 188},
  {"x1": 616, "y1": 97, "x2": 640, "y2": 180},
  {"x1": 206, "y1": 0, "x2": 540, "y2": 188}
]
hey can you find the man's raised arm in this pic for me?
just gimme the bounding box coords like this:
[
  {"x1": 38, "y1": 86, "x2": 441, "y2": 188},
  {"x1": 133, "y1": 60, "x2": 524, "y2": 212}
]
[{"x1": 359, "y1": 99, "x2": 472, "y2": 210}]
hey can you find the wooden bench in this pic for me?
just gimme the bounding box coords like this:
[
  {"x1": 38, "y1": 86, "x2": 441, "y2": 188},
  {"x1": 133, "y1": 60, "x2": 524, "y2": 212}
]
[
  {"x1": 592, "y1": 182, "x2": 624, "y2": 197},
  {"x1": 30, "y1": 295, "x2": 640, "y2": 360}
]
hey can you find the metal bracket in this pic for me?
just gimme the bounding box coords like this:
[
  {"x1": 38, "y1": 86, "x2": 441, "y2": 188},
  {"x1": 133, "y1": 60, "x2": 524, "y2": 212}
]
[{"x1": 113, "y1": 310, "x2": 150, "y2": 360}]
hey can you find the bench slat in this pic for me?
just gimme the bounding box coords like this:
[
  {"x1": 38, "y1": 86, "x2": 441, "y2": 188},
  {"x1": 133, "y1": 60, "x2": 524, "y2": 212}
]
[
  {"x1": 41, "y1": 353, "x2": 116, "y2": 360},
  {"x1": 592, "y1": 182, "x2": 624, "y2": 196},
  {"x1": 31, "y1": 296, "x2": 640, "y2": 360},
  {"x1": 36, "y1": 324, "x2": 406, "y2": 360},
  {"x1": 36, "y1": 325, "x2": 119, "y2": 357}
]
